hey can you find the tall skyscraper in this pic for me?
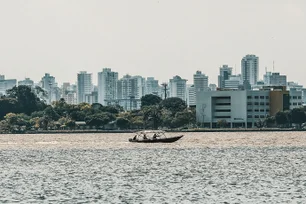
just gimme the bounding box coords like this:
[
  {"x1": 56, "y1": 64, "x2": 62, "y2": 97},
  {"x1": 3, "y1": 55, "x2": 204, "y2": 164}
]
[
  {"x1": 40, "y1": 73, "x2": 57, "y2": 104},
  {"x1": 169, "y1": 75, "x2": 187, "y2": 101},
  {"x1": 145, "y1": 77, "x2": 160, "y2": 96},
  {"x1": 241, "y1": 54, "x2": 259, "y2": 86},
  {"x1": 77, "y1": 71, "x2": 92, "y2": 104},
  {"x1": 117, "y1": 75, "x2": 145, "y2": 110},
  {"x1": 98, "y1": 68, "x2": 118, "y2": 105},
  {"x1": 218, "y1": 65, "x2": 232, "y2": 89},
  {"x1": 193, "y1": 71, "x2": 208, "y2": 92}
]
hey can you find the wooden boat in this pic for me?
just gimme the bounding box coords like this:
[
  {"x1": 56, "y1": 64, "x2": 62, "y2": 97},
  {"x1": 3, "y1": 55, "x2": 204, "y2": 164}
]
[{"x1": 129, "y1": 130, "x2": 183, "y2": 143}]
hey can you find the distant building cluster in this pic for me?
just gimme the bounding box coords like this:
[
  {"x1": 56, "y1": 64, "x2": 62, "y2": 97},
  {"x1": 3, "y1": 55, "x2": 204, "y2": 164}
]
[{"x1": 1, "y1": 54, "x2": 306, "y2": 127}]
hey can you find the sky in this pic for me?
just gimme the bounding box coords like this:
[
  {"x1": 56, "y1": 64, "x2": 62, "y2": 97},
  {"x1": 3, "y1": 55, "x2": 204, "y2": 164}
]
[{"x1": 0, "y1": 0, "x2": 306, "y2": 86}]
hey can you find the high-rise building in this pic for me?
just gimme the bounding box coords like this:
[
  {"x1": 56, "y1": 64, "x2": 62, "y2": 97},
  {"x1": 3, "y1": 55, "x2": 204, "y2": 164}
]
[
  {"x1": 77, "y1": 71, "x2": 93, "y2": 104},
  {"x1": 18, "y1": 78, "x2": 34, "y2": 87},
  {"x1": 40, "y1": 73, "x2": 58, "y2": 104},
  {"x1": 193, "y1": 71, "x2": 208, "y2": 92},
  {"x1": 169, "y1": 75, "x2": 187, "y2": 101},
  {"x1": 117, "y1": 75, "x2": 145, "y2": 110},
  {"x1": 263, "y1": 72, "x2": 287, "y2": 86},
  {"x1": 187, "y1": 84, "x2": 196, "y2": 107},
  {"x1": 62, "y1": 83, "x2": 77, "y2": 104},
  {"x1": 146, "y1": 77, "x2": 160, "y2": 96},
  {"x1": 0, "y1": 75, "x2": 17, "y2": 96},
  {"x1": 241, "y1": 55, "x2": 259, "y2": 86},
  {"x1": 224, "y1": 75, "x2": 242, "y2": 90},
  {"x1": 218, "y1": 65, "x2": 232, "y2": 89},
  {"x1": 98, "y1": 68, "x2": 118, "y2": 106}
]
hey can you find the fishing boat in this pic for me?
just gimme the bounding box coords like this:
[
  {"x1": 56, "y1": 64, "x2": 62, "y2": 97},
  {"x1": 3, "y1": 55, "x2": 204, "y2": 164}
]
[{"x1": 128, "y1": 130, "x2": 183, "y2": 143}]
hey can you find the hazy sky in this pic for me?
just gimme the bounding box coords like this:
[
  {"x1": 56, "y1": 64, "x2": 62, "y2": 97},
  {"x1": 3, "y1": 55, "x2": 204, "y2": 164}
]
[{"x1": 0, "y1": 0, "x2": 306, "y2": 86}]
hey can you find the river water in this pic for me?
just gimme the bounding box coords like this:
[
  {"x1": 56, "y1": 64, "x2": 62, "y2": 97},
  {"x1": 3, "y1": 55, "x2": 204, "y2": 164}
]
[{"x1": 1, "y1": 132, "x2": 306, "y2": 203}]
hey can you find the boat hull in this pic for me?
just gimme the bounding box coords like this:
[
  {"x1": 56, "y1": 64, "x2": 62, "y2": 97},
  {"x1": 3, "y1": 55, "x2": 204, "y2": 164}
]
[{"x1": 129, "y1": 135, "x2": 183, "y2": 143}]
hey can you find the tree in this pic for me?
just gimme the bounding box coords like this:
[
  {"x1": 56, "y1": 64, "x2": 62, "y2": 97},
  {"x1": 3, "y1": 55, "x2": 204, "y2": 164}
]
[
  {"x1": 0, "y1": 98, "x2": 18, "y2": 119},
  {"x1": 116, "y1": 118, "x2": 130, "y2": 129},
  {"x1": 85, "y1": 112, "x2": 115, "y2": 128},
  {"x1": 141, "y1": 94, "x2": 162, "y2": 107},
  {"x1": 160, "y1": 97, "x2": 187, "y2": 115},
  {"x1": 44, "y1": 106, "x2": 60, "y2": 121},
  {"x1": 291, "y1": 108, "x2": 306, "y2": 128},
  {"x1": 217, "y1": 119, "x2": 228, "y2": 128},
  {"x1": 6, "y1": 85, "x2": 46, "y2": 115},
  {"x1": 275, "y1": 111, "x2": 289, "y2": 127},
  {"x1": 142, "y1": 105, "x2": 162, "y2": 129}
]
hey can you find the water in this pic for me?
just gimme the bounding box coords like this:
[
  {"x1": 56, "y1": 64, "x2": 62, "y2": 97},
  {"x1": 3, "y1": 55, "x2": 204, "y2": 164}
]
[{"x1": 1, "y1": 132, "x2": 306, "y2": 203}]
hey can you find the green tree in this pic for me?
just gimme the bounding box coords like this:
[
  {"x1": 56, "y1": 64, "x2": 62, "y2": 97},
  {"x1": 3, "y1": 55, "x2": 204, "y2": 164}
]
[
  {"x1": 275, "y1": 111, "x2": 289, "y2": 127},
  {"x1": 142, "y1": 105, "x2": 162, "y2": 129},
  {"x1": 160, "y1": 97, "x2": 187, "y2": 116},
  {"x1": 6, "y1": 85, "x2": 46, "y2": 115},
  {"x1": 116, "y1": 117, "x2": 130, "y2": 129},
  {"x1": 85, "y1": 112, "x2": 115, "y2": 128},
  {"x1": 291, "y1": 108, "x2": 306, "y2": 128},
  {"x1": 217, "y1": 119, "x2": 228, "y2": 128},
  {"x1": 44, "y1": 106, "x2": 60, "y2": 121},
  {"x1": 0, "y1": 98, "x2": 18, "y2": 119},
  {"x1": 141, "y1": 94, "x2": 162, "y2": 107}
]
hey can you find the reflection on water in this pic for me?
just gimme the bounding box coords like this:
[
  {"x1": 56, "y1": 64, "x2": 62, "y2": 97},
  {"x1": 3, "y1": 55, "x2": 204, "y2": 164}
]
[{"x1": 0, "y1": 132, "x2": 306, "y2": 203}]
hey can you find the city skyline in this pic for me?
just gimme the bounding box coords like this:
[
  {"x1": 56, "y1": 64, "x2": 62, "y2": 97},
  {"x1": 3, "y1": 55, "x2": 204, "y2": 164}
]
[{"x1": 1, "y1": 1, "x2": 306, "y2": 86}]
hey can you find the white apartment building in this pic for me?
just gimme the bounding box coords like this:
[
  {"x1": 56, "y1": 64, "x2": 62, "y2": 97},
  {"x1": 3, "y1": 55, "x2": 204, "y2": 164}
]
[
  {"x1": 146, "y1": 77, "x2": 160, "y2": 96},
  {"x1": 62, "y1": 83, "x2": 77, "y2": 104},
  {"x1": 224, "y1": 75, "x2": 242, "y2": 90},
  {"x1": 77, "y1": 71, "x2": 93, "y2": 104},
  {"x1": 264, "y1": 72, "x2": 287, "y2": 86},
  {"x1": 169, "y1": 75, "x2": 187, "y2": 101},
  {"x1": 241, "y1": 54, "x2": 259, "y2": 86},
  {"x1": 218, "y1": 65, "x2": 232, "y2": 89},
  {"x1": 289, "y1": 88, "x2": 303, "y2": 109},
  {"x1": 18, "y1": 78, "x2": 34, "y2": 87},
  {"x1": 196, "y1": 88, "x2": 290, "y2": 128},
  {"x1": 0, "y1": 76, "x2": 16, "y2": 96},
  {"x1": 116, "y1": 75, "x2": 145, "y2": 110},
  {"x1": 187, "y1": 84, "x2": 196, "y2": 107},
  {"x1": 98, "y1": 68, "x2": 118, "y2": 106},
  {"x1": 193, "y1": 71, "x2": 208, "y2": 92}
]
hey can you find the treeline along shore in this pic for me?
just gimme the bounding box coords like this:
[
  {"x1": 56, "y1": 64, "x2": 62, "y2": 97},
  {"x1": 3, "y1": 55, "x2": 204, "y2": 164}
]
[{"x1": 0, "y1": 85, "x2": 306, "y2": 134}]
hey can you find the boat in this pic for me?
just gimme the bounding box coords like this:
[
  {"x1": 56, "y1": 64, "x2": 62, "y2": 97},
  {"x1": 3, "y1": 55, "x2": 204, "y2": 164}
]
[{"x1": 128, "y1": 130, "x2": 183, "y2": 143}]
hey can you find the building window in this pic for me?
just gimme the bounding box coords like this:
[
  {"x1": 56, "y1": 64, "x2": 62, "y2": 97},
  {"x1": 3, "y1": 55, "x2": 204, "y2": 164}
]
[
  {"x1": 215, "y1": 109, "x2": 231, "y2": 112},
  {"x1": 255, "y1": 109, "x2": 259, "y2": 112},
  {"x1": 215, "y1": 116, "x2": 231, "y2": 119},
  {"x1": 260, "y1": 115, "x2": 265, "y2": 118},
  {"x1": 255, "y1": 115, "x2": 259, "y2": 118},
  {"x1": 293, "y1": 96, "x2": 297, "y2": 99},
  {"x1": 247, "y1": 109, "x2": 252, "y2": 112},
  {"x1": 260, "y1": 109, "x2": 265, "y2": 112},
  {"x1": 260, "y1": 102, "x2": 265, "y2": 105},
  {"x1": 255, "y1": 96, "x2": 259, "y2": 99},
  {"x1": 266, "y1": 102, "x2": 270, "y2": 105},
  {"x1": 266, "y1": 96, "x2": 269, "y2": 99},
  {"x1": 247, "y1": 96, "x2": 252, "y2": 99},
  {"x1": 298, "y1": 103, "x2": 302, "y2": 105},
  {"x1": 248, "y1": 115, "x2": 252, "y2": 118},
  {"x1": 254, "y1": 102, "x2": 259, "y2": 105},
  {"x1": 266, "y1": 109, "x2": 270, "y2": 112},
  {"x1": 298, "y1": 96, "x2": 302, "y2": 99},
  {"x1": 215, "y1": 103, "x2": 231, "y2": 105},
  {"x1": 293, "y1": 103, "x2": 297, "y2": 106},
  {"x1": 247, "y1": 102, "x2": 252, "y2": 105},
  {"x1": 260, "y1": 96, "x2": 264, "y2": 99}
]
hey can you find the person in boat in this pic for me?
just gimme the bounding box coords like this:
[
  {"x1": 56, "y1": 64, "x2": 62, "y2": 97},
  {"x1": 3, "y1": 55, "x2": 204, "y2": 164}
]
[
  {"x1": 132, "y1": 135, "x2": 137, "y2": 140},
  {"x1": 153, "y1": 133, "x2": 157, "y2": 140},
  {"x1": 143, "y1": 133, "x2": 148, "y2": 140}
]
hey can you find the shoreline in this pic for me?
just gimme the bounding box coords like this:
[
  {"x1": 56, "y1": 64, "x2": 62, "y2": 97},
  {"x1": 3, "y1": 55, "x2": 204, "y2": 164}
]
[{"x1": 1, "y1": 128, "x2": 305, "y2": 134}]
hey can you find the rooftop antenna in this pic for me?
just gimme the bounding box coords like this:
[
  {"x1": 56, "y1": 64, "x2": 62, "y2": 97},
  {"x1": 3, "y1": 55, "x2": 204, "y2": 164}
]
[
  {"x1": 273, "y1": 61, "x2": 275, "y2": 72},
  {"x1": 265, "y1": 66, "x2": 267, "y2": 74}
]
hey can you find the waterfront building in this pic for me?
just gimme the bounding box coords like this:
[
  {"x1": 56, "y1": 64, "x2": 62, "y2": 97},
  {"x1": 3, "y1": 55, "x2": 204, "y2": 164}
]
[
  {"x1": 18, "y1": 78, "x2": 34, "y2": 87},
  {"x1": 263, "y1": 72, "x2": 287, "y2": 86},
  {"x1": 85, "y1": 91, "x2": 98, "y2": 104},
  {"x1": 61, "y1": 83, "x2": 77, "y2": 104},
  {"x1": 187, "y1": 84, "x2": 196, "y2": 107},
  {"x1": 40, "y1": 73, "x2": 58, "y2": 104},
  {"x1": 77, "y1": 71, "x2": 93, "y2": 104},
  {"x1": 0, "y1": 75, "x2": 17, "y2": 96},
  {"x1": 289, "y1": 88, "x2": 303, "y2": 109},
  {"x1": 287, "y1": 81, "x2": 303, "y2": 90},
  {"x1": 241, "y1": 54, "x2": 259, "y2": 86},
  {"x1": 196, "y1": 87, "x2": 290, "y2": 128},
  {"x1": 169, "y1": 75, "x2": 187, "y2": 101},
  {"x1": 146, "y1": 77, "x2": 160, "y2": 96},
  {"x1": 218, "y1": 65, "x2": 232, "y2": 89},
  {"x1": 97, "y1": 68, "x2": 118, "y2": 106}
]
